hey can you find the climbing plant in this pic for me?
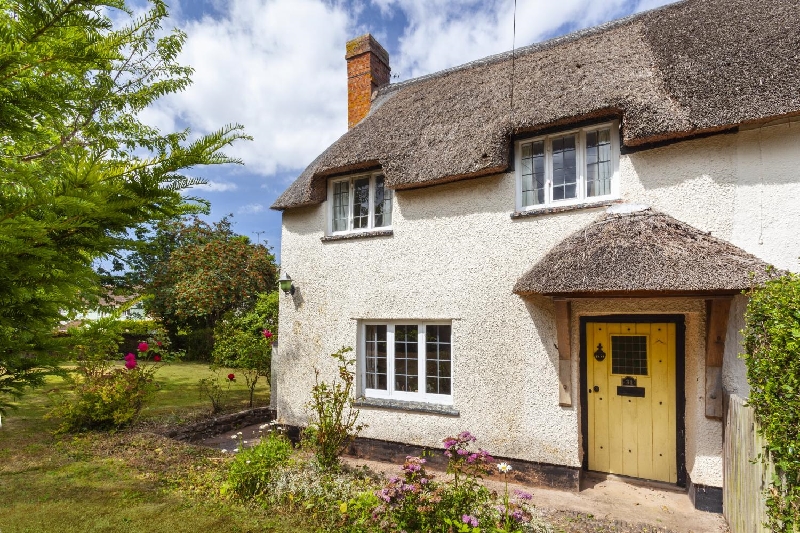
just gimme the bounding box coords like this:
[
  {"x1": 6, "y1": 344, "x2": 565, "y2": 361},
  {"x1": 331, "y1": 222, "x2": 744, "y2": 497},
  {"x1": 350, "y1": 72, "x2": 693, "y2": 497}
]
[{"x1": 743, "y1": 273, "x2": 800, "y2": 532}]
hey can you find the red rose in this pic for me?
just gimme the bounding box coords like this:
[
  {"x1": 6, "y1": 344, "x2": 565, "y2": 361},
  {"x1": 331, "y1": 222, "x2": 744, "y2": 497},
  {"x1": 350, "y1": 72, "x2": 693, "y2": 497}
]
[
  {"x1": 262, "y1": 330, "x2": 272, "y2": 338},
  {"x1": 137, "y1": 342, "x2": 149, "y2": 352},
  {"x1": 153, "y1": 354, "x2": 162, "y2": 362},
  {"x1": 156, "y1": 341, "x2": 163, "y2": 347},
  {"x1": 227, "y1": 373, "x2": 235, "y2": 381}
]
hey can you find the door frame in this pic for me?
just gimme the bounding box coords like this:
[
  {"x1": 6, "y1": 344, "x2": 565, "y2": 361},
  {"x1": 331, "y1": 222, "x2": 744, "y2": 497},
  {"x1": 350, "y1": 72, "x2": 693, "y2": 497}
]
[{"x1": 579, "y1": 314, "x2": 687, "y2": 487}]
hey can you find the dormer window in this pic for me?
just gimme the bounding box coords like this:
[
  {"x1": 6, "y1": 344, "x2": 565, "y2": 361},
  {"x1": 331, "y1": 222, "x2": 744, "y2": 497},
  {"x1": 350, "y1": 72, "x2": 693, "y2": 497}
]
[
  {"x1": 328, "y1": 172, "x2": 392, "y2": 235},
  {"x1": 515, "y1": 121, "x2": 620, "y2": 211}
]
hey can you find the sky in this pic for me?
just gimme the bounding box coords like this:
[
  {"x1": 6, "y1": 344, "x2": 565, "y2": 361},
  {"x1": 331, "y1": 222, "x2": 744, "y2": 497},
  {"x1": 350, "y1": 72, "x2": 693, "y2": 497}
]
[{"x1": 134, "y1": 0, "x2": 680, "y2": 262}]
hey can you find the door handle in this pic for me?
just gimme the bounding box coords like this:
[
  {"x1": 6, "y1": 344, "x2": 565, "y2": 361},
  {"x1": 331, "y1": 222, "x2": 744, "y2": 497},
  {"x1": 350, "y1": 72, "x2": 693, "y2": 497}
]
[{"x1": 593, "y1": 385, "x2": 600, "y2": 392}]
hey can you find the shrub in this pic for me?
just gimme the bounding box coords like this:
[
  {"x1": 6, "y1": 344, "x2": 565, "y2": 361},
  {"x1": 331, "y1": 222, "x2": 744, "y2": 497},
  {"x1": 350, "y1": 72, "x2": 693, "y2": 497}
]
[
  {"x1": 50, "y1": 325, "x2": 175, "y2": 432},
  {"x1": 744, "y1": 273, "x2": 800, "y2": 531},
  {"x1": 304, "y1": 347, "x2": 364, "y2": 470},
  {"x1": 198, "y1": 371, "x2": 236, "y2": 413},
  {"x1": 49, "y1": 366, "x2": 158, "y2": 432},
  {"x1": 223, "y1": 428, "x2": 293, "y2": 499}
]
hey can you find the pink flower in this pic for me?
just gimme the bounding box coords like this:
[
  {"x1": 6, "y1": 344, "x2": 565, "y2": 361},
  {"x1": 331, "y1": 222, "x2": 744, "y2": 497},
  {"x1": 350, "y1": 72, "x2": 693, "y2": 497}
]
[
  {"x1": 124, "y1": 353, "x2": 135, "y2": 362},
  {"x1": 153, "y1": 354, "x2": 162, "y2": 362},
  {"x1": 137, "y1": 342, "x2": 149, "y2": 352},
  {"x1": 227, "y1": 373, "x2": 235, "y2": 381},
  {"x1": 262, "y1": 329, "x2": 272, "y2": 338}
]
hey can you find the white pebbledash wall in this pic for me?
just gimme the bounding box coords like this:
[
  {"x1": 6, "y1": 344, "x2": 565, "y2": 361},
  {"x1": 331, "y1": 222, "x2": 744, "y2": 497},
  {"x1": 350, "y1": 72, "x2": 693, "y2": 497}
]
[{"x1": 277, "y1": 118, "x2": 800, "y2": 488}]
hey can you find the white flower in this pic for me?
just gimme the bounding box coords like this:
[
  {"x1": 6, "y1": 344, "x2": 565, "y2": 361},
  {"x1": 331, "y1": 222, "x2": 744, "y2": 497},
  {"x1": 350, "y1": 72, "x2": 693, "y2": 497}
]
[
  {"x1": 243, "y1": 440, "x2": 248, "y2": 444},
  {"x1": 237, "y1": 431, "x2": 243, "y2": 435},
  {"x1": 221, "y1": 449, "x2": 228, "y2": 453},
  {"x1": 230, "y1": 434, "x2": 239, "y2": 440},
  {"x1": 497, "y1": 462, "x2": 513, "y2": 473},
  {"x1": 246, "y1": 460, "x2": 251, "y2": 464},
  {"x1": 233, "y1": 448, "x2": 239, "y2": 452},
  {"x1": 259, "y1": 423, "x2": 269, "y2": 430}
]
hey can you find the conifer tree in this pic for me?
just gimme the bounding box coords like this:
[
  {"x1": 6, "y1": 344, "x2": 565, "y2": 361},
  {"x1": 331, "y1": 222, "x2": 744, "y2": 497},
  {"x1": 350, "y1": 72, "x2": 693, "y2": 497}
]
[{"x1": 0, "y1": 0, "x2": 250, "y2": 412}]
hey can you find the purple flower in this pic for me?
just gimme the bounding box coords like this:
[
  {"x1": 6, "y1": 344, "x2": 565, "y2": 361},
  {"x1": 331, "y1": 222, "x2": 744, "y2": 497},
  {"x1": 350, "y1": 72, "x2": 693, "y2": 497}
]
[
  {"x1": 514, "y1": 489, "x2": 533, "y2": 501},
  {"x1": 461, "y1": 515, "x2": 479, "y2": 527},
  {"x1": 511, "y1": 509, "x2": 524, "y2": 522},
  {"x1": 443, "y1": 438, "x2": 457, "y2": 448},
  {"x1": 457, "y1": 448, "x2": 468, "y2": 456}
]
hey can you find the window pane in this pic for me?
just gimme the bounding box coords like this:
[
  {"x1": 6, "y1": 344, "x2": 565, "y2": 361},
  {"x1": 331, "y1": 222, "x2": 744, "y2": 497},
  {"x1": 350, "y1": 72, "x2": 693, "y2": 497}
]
[
  {"x1": 352, "y1": 177, "x2": 370, "y2": 229},
  {"x1": 552, "y1": 134, "x2": 577, "y2": 201},
  {"x1": 611, "y1": 335, "x2": 648, "y2": 375},
  {"x1": 521, "y1": 141, "x2": 545, "y2": 207},
  {"x1": 424, "y1": 325, "x2": 452, "y2": 395},
  {"x1": 332, "y1": 181, "x2": 349, "y2": 232},
  {"x1": 374, "y1": 175, "x2": 392, "y2": 227},
  {"x1": 365, "y1": 325, "x2": 387, "y2": 390},
  {"x1": 586, "y1": 128, "x2": 612, "y2": 197},
  {"x1": 395, "y1": 325, "x2": 419, "y2": 392}
]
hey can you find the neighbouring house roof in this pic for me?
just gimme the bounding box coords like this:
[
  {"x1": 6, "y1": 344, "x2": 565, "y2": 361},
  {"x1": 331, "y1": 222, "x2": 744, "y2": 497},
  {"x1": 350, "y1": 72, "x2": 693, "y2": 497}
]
[
  {"x1": 272, "y1": 0, "x2": 800, "y2": 210},
  {"x1": 513, "y1": 208, "x2": 778, "y2": 297}
]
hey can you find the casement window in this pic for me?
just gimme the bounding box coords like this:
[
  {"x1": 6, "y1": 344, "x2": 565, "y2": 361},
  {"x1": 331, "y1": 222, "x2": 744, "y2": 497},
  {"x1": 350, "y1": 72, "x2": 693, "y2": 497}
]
[
  {"x1": 515, "y1": 121, "x2": 620, "y2": 211},
  {"x1": 328, "y1": 172, "x2": 392, "y2": 234},
  {"x1": 361, "y1": 322, "x2": 452, "y2": 404}
]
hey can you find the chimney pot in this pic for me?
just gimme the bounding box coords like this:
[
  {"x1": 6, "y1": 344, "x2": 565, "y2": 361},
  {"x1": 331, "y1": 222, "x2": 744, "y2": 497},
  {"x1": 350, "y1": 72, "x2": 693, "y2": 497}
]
[{"x1": 346, "y1": 34, "x2": 390, "y2": 129}]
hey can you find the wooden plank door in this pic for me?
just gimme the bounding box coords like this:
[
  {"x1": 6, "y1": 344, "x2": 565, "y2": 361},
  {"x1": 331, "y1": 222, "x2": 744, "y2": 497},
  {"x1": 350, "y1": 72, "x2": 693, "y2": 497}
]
[{"x1": 587, "y1": 322, "x2": 677, "y2": 483}]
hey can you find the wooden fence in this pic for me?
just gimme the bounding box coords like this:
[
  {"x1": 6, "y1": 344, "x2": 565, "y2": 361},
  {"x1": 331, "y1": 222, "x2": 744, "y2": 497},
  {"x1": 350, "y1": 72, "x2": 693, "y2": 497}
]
[{"x1": 724, "y1": 394, "x2": 773, "y2": 533}]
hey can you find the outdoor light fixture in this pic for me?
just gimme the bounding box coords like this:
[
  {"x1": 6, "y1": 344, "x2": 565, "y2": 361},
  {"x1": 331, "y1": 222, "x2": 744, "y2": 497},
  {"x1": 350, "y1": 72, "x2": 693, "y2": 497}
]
[{"x1": 278, "y1": 272, "x2": 295, "y2": 296}]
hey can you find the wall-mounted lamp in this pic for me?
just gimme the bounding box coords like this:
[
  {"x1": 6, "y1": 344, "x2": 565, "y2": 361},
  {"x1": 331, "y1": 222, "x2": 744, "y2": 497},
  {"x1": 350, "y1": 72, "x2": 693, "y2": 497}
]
[{"x1": 278, "y1": 272, "x2": 295, "y2": 296}]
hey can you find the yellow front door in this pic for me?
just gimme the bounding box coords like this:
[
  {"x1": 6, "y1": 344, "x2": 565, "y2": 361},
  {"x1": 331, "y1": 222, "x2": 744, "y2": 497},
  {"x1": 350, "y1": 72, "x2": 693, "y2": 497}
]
[{"x1": 586, "y1": 322, "x2": 677, "y2": 483}]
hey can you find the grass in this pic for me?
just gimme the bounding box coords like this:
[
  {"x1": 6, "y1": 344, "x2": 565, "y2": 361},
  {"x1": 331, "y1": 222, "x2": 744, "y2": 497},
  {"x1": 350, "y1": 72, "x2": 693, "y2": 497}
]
[{"x1": 0, "y1": 363, "x2": 313, "y2": 533}]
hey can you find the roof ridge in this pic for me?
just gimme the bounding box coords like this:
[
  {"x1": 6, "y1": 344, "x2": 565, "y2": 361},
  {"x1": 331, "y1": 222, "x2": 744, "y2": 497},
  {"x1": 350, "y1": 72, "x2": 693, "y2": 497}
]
[{"x1": 374, "y1": 0, "x2": 690, "y2": 99}]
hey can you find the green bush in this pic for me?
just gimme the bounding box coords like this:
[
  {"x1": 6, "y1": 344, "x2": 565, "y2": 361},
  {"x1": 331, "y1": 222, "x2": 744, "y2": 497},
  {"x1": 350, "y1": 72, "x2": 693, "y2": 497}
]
[
  {"x1": 223, "y1": 430, "x2": 293, "y2": 499},
  {"x1": 304, "y1": 347, "x2": 364, "y2": 470},
  {"x1": 744, "y1": 273, "x2": 800, "y2": 531},
  {"x1": 177, "y1": 327, "x2": 215, "y2": 362},
  {"x1": 49, "y1": 366, "x2": 157, "y2": 432}
]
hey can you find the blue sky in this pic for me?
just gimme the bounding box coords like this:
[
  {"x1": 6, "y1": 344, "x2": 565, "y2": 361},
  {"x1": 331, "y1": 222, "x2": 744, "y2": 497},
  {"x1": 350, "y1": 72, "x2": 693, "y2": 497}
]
[{"x1": 137, "y1": 0, "x2": 679, "y2": 262}]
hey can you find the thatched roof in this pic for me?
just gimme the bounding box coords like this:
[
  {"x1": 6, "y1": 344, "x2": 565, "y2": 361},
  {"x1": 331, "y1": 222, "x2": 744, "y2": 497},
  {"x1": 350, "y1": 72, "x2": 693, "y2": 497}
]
[
  {"x1": 273, "y1": 0, "x2": 800, "y2": 210},
  {"x1": 513, "y1": 208, "x2": 777, "y2": 296}
]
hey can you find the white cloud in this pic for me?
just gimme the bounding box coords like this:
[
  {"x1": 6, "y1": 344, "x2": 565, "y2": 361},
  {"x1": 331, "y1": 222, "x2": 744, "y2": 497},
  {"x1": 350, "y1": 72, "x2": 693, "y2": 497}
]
[
  {"x1": 370, "y1": 0, "x2": 679, "y2": 79},
  {"x1": 238, "y1": 203, "x2": 265, "y2": 214},
  {"x1": 191, "y1": 180, "x2": 239, "y2": 192},
  {"x1": 145, "y1": 0, "x2": 354, "y2": 177}
]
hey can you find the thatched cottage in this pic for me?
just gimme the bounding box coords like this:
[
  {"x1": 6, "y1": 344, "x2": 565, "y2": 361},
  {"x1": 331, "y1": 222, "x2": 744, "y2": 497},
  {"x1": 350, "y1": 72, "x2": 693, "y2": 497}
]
[{"x1": 271, "y1": 0, "x2": 800, "y2": 512}]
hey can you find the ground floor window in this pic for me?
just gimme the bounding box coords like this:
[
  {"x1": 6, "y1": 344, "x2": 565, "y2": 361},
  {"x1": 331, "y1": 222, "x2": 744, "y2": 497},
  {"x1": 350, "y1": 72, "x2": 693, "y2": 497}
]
[{"x1": 361, "y1": 321, "x2": 452, "y2": 404}]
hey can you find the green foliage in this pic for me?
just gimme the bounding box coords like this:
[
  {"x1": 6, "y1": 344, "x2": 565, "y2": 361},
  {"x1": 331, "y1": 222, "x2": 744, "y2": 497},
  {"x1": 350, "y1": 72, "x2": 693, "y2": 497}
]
[
  {"x1": 197, "y1": 371, "x2": 235, "y2": 414},
  {"x1": 212, "y1": 291, "x2": 278, "y2": 406},
  {"x1": 178, "y1": 326, "x2": 215, "y2": 361},
  {"x1": 223, "y1": 429, "x2": 294, "y2": 500},
  {"x1": 131, "y1": 216, "x2": 278, "y2": 336},
  {"x1": 50, "y1": 323, "x2": 176, "y2": 432},
  {"x1": 304, "y1": 347, "x2": 365, "y2": 470},
  {"x1": 0, "y1": 0, "x2": 249, "y2": 408},
  {"x1": 743, "y1": 273, "x2": 800, "y2": 531},
  {"x1": 49, "y1": 365, "x2": 158, "y2": 432}
]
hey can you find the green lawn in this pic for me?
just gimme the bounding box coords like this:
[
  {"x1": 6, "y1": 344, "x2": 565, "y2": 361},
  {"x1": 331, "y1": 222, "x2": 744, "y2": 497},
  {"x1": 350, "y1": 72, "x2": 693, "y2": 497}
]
[{"x1": 0, "y1": 363, "x2": 312, "y2": 533}]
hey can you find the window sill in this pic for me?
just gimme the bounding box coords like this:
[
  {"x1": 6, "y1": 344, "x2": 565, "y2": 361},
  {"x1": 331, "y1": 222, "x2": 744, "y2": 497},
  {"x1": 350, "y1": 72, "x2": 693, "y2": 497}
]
[
  {"x1": 321, "y1": 229, "x2": 393, "y2": 242},
  {"x1": 354, "y1": 397, "x2": 460, "y2": 417},
  {"x1": 511, "y1": 199, "x2": 621, "y2": 219}
]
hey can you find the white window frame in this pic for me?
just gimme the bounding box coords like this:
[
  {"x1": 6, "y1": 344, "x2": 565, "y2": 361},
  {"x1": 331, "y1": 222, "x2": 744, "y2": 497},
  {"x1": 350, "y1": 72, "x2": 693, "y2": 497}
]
[
  {"x1": 359, "y1": 321, "x2": 453, "y2": 405},
  {"x1": 327, "y1": 171, "x2": 392, "y2": 235},
  {"x1": 514, "y1": 121, "x2": 620, "y2": 212}
]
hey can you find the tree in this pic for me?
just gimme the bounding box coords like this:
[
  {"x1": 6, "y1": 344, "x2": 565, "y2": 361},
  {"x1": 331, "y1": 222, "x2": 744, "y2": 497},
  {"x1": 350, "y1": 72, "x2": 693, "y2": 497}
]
[
  {"x1": 144, "y1": 216, "x2": 278, "y2": 335},
  {"x1": 0, "y1": 0, "x2": 250, "y2": 412},
  {"x1": 212, "y1": 291, "x2": 279, "y2": 407}
]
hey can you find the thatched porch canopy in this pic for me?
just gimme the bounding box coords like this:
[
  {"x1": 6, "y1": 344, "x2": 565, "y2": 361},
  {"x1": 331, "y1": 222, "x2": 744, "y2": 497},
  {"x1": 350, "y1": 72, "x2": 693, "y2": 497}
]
[{"x1": 513, "y1": 208, "x2": 777, "y2": 298}]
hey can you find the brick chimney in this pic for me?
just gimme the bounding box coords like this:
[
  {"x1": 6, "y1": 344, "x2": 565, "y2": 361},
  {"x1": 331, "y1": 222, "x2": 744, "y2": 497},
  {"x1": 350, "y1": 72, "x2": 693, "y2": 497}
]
[{"x1": 346, "y1": 34, "x2": 390, "y2": 129}]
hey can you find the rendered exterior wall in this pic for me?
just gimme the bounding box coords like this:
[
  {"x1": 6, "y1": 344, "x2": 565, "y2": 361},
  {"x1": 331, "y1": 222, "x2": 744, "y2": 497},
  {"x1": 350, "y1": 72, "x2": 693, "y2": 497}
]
[{"x1": 276, "y1": 118, "x2": 800, "y2": 489}]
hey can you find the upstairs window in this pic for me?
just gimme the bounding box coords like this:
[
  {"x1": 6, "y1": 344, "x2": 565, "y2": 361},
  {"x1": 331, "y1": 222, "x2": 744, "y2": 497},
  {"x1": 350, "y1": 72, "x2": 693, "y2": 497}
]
[
  {"x1": 328, "y1": 172, "x2": 392, "y2": 234},
  {"x1": 516, "y1": 122, "x2": 619, "y2": 211}
]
